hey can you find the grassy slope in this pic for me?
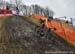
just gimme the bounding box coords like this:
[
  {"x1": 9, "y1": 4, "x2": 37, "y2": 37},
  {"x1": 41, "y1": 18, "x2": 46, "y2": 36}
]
[
  {"x1": 23, "y1": 16, "x2": 41, "y2": 26},
  {"x1": 0, "y1": 17, "x2": 8, "y2": 42},
  {"x1": 0, "y1": 16, "x2": 75, "y2": 54},
  {"x1": 0, "y1": 16, "x2": 40, "y2": 54}
]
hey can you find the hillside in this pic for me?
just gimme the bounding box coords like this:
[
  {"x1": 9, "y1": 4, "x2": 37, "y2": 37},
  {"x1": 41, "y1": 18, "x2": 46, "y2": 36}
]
[{"x1": 0, "y1": 16, "x2": 75, "y2": 54}]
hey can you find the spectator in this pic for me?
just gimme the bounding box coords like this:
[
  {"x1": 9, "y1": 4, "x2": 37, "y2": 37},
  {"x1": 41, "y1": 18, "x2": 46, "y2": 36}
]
[{"x1": 16, "y1": 7, "x2": 19, "y2": 14}]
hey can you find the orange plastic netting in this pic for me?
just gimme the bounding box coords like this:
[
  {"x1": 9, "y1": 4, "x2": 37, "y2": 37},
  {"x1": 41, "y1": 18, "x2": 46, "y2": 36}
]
[{"x1": 31, "y1": 14, "x2": 75, "y2": 45}]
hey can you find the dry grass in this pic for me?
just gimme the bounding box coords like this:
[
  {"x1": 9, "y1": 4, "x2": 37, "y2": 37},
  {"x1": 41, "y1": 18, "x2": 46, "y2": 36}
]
[
  {"x1": 0, "y1": 16, "x2": 40, "y2": 54},
  {"x1": 0, "y1": 16, "x2": 24, "y2": 54},
  {"x1": 0, "y1": 16, "x2": 75, "y2": 54},
  {"x1": 23, "y1": 16, "x2": 41, "y2": 26}
]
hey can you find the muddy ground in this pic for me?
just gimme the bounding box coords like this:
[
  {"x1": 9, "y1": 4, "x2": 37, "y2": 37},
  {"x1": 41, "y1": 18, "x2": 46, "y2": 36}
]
[{"x1": 0, "y1": 16, "x2": 75, "y2": 54}]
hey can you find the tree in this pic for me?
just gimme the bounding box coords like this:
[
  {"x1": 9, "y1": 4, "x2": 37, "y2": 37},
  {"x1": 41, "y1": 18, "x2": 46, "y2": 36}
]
[
  {"x1": 9, "y1": 0, "x2": 24, "y2": 15},
  {"x1": 44, "y1": 7, "x2": 54, "y2": 18}
]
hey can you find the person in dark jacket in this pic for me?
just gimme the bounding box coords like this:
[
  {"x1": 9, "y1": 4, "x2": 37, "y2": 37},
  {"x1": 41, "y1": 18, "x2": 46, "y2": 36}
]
[
  {"x1": 6, "y1": 6, "x2": 9, "y2": 10},
  {"x1": 16, "y1": 7, "x2": 19, "y2": 14}
]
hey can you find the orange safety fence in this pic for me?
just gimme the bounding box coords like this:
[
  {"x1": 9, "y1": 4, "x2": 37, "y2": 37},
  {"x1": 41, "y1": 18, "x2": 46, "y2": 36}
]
[
  {"x1": 0, "y1": 13, "x2": 75, "y2": 45},
  {"x1": 49, "y1": 20, "x2": 75, "y2": 45},
  {"x1": 31, "y1": 14, "x2": 75, "y2": 45}
]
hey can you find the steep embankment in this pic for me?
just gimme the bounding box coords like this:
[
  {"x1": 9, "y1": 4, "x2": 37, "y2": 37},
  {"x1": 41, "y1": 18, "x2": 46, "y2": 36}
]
[{"x1": 0, "y1": 16, "x2": 75, "y2": 54}]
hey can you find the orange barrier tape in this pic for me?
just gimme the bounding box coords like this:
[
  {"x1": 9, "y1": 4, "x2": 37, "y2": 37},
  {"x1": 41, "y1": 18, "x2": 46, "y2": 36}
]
[{"x1": 31, "y1": 14, "x2": 75, "y2": 45}]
